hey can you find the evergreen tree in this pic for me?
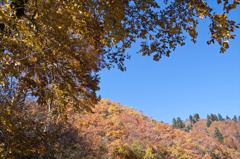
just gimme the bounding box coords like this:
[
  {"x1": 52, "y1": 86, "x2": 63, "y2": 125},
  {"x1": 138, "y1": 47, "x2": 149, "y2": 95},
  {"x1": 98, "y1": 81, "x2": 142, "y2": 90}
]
[
  {"x1": 184, "y1": 125, "x2": 192, "y2": 132},
  {"x1": 210, "y1": 114, "x2": 218, "y2": 121},
  {"x1": 189, "y1": 115, "x2": 193, "y2": 122},
  {"x1": 214, "y1": 127, "x2": 224, "y2": 142},
  {"x1": 233, "y1": 115, "x2": 237, "y2": 121},
  {"x1": 172, "y1": 118, "x2": 177, "y2": 129},
  {"x1": 207, "y1": 114, "x2": 210, "y2": 120},
  {"x1": 218, "y1": 113, "x2": 223, "y2": 121},
  {"x1": 192, "y1": 119, "x2": 196, "y2": 124},
  {"x1": 194, "y1": 114, "x2": 200, "y2": 122},
  {"x1": 206, "y1": 118, "x2": 212, "y2": 128},
  {"x1": 177, "y1": 117, "x2": 185, "y2": 129},
  {"x1": 210, "y1": 114, "x2": 215, "y2": 121},
  {"x1": 226, "y1": 115, "x2": 230, "y2": 120},
  {"x1": 238, "y1": 116, "x2": 240, "y2": 121}
]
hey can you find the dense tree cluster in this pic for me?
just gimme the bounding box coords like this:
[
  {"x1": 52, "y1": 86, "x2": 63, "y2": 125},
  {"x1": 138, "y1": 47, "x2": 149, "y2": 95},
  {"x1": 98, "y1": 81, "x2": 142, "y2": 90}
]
[
  {"x1": 172, "y1": 117, "x2": 185, "y2": 130},
  {"x1": 172, "y1": 113, "x2": 200, "y2": 132},
  {"x1": 206, "y1": 113, "x2": 240, "y2": 127}
]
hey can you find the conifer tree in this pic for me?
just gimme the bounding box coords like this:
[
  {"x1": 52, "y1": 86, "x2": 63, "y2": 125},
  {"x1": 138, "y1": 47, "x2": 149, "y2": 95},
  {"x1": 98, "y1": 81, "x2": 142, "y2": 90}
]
[
  {"x1": 194, "y1": 114, "x2": 200, "y2": 122},
  {"x1": 185, "y1": 125, "x2": 192, "y2": 132},
  {"x1": 214, "y1": 114, "x2": 219, "y2": 121},
  {"x1": 218, "y1": 113, "x2": 223, "y2": 121},
  {"x1": 233, "y1": 115, "x2": 237, "y2": 121},
  {"x1": 206, "y1": 118, "x2": 212, "y2": 128},
  {"x1": 192, "y1": 119, "x2": 196, "y2": 124},
  {"x1": 210, "y1": 114, "x2": 218, "y2": 121},
  {"x1": 172, "y1": 118, "x2": 177, "y2": 129},
  {"x1": 177, "y1": 117, "x2": 185, "y2": 129},
  {"x1": 226, "y1": 116, "x2": 230, "y2": 120},
  {"x1": 238, "y1": 116, "x2": 240, "y2": 121},
  {"x1": 214, "y1": 127, "x2": 224, "y2": 142},
  {"x1": 211, "y1": 114, "x2": 215, "y2": 121},
  {"x1": 189, "y1": 115, "x2": 193, "y2": 123}
]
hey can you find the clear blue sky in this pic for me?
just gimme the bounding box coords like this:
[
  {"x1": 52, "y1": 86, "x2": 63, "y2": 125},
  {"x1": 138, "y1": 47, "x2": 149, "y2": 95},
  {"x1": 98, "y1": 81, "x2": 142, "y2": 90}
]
[{"x1": 98, "y1": 4, "x2": 240, "y2": 123}]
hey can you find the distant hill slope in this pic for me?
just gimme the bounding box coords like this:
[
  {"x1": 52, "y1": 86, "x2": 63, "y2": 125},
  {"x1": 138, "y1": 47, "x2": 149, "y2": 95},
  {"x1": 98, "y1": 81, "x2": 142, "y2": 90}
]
[
  {"x1": 60, "y1": 99, "x2": 240, "y2": 159},
  {"x1": 191, "y1": 118, "x2": 240, "y2": 151}
]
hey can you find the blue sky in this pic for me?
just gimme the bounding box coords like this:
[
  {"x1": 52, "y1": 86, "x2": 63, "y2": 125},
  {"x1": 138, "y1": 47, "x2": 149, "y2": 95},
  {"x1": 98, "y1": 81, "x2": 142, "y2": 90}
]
[{"x1": 98, "y1": 4, "x2": 240, "y2": 123}]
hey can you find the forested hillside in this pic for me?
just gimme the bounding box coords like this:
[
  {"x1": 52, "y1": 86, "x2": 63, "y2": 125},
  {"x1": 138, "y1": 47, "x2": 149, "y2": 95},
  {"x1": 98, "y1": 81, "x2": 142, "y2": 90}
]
[
  {"x1": 171, "y1": 113, "x2": 240, "y2": 151},
  {"x1": 2, "y1": 99, "x2": 239, "y2": 158},
  {"x1": 190, "y1": 116, "x2": 240, "y2": 151},
  {"x1": 1, "y1": 0, "x2": 240, "y2": 158}
]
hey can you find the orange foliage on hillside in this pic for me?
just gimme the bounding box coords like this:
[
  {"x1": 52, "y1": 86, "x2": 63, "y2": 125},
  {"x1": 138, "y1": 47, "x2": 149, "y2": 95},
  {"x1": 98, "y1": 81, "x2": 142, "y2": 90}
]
[
  {"x1": 191, "y1": 118, "x2": 240, "y2": 151},
  {"x1": 2, "y1": 99, "x2": 239, "y2": 158},
  {"x1": 62, "y1": 99, "x2": 240, "y2": 158}
]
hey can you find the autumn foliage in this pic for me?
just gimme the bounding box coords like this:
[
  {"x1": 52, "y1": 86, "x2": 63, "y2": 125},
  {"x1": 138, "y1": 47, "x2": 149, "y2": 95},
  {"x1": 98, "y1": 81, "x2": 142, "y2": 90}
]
[
  {"x1": 1, "y1": 0, "x2": 239, "y2": 115},
  {"x1": 1, "y1": 0, "x2": 240, "y2": 158},
  {"x1": 2, "y1": 99, "x2": 239, "y2": 158}
]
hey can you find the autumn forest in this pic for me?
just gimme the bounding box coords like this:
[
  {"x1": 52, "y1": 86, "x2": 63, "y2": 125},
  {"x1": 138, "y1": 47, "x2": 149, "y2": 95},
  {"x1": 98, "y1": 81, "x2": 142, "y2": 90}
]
[{"x1": 1, "y1": 0, "x2": 240, "y2": 158}]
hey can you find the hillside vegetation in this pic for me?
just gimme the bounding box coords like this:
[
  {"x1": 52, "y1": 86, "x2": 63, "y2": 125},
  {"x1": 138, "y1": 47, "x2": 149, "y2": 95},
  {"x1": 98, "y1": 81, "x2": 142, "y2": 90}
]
[{"x1": 1, "y1": 99, "x2": 240, "y2": 158}]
